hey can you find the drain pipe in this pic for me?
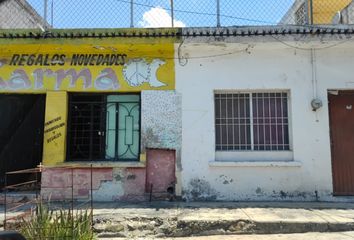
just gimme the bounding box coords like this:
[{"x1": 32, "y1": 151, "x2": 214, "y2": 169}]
[
  {"x1": 311, "y1": 48, "x2": 321, "y2": 199},
  {"x1": 311, "y1": 48, "x2": 317, "y2": 99}
]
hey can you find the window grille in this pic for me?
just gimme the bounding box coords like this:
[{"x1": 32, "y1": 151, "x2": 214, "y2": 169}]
[
  {"x1": 67, "y1": 94, "x2": 140, "y2": 161},
  {"x1": 295, "y1": 3, "x2": 307, "y2": 25},
  {"x1": 215, "y1": 92, "x2": 290, "y2": 151}
]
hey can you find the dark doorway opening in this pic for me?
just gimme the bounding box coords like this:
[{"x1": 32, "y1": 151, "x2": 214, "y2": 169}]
[{"x1": 0, "y1": 94, "x2": 46, "y2": 189}]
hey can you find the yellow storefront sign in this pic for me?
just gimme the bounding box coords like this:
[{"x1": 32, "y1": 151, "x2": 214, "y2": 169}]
[
  {"x1": 42, "y1": 91, "x2": 68, "y2": 166},
  {"x1": 0, "y1": 39, "x2": 175, "y2": 92}
]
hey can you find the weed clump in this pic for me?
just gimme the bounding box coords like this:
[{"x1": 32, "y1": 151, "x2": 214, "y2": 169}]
[{"x1": 19, "y1": 201, "x2": 95, "y2": 240}]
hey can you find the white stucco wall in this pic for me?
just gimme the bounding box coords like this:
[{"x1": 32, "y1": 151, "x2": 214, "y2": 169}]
[
  {"x1": 176, "y1": 36, "x2": 354, "y2": 201},
  {"x1": 141, "y1": 90, "x2": 182, "y2": 154}
]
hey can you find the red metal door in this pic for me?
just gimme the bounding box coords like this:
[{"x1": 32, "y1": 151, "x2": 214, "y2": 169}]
[
  {"x1": 146, "y1": 149, "x2": 176, "y2": 197},
  {"x1": 329, "y1": 91, "x2": 354, "y2": 195}
]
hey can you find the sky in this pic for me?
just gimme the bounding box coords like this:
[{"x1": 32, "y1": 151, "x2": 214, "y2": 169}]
[{"x1": 27, "y1": 0, "x2": 296, "y2": 29}]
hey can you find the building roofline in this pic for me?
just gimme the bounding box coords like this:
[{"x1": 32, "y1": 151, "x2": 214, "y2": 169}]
[
  {"x1": 0, "y1": 28, "x2": 182, "y2": 39},
  {"x1": 0, "y1": 25, "x2": 354, "y2": 39}
]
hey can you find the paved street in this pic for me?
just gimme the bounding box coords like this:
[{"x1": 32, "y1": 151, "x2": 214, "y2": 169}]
[
  {"x1": 104, "y1": 232, "x2": 354, "y2": 239},
  {"x1": 179, "y1": 232, "x2": 354, "y2": 240}
]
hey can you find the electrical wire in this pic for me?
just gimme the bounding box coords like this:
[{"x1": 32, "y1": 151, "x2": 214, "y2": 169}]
[
  {"x1": 270, "y1": 34, "x2": 353, "y2": 51},
  {"x1": 113, "y1": 0, "x2": 354, "y2": 31},
  {"x1": 114, "y1": 0, "x2": 276, "y2": 25}
]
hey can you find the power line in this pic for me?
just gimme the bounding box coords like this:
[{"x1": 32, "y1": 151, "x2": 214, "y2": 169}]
[
  {"x1": 113, "y1": 0, "x2": 354, "y2": 31},
  {"x1": 114, "y1": 0, "x2": 276, "y2": 25},
  {"x1": 270, "y1": 35, "x2": 352, "y2": 51}
]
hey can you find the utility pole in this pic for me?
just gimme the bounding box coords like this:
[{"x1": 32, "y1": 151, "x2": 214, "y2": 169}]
[
  {"x1": 171, "y1": 0, "x2": 174, "y2": 27},
  {"x1": 216, "y1": 0, "x2": 220, "y2": 27},
  {"x1": 44, "y1": 0, "x2": 48, "y2": 30},
  {"x1": 130, "y1": 0, "x2": 134, "y2": 28},
  {"x1": 309, "y1": 0, "x2": 314, "y2": 24}
]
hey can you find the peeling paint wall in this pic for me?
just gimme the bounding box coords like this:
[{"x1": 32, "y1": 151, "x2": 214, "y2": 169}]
[
  {"x1": 41, "y1": 151, "x2": 177, "y2": 201},
  {"x1": 141, "y1": 90, "x2": 182, "y2": 194},
  {"x1": 41, "y1": 168, "x2": 113, "y2": 200},
  {"x1": 41, "y1": 167, "x2": 146, "y2": 201},
  {"x1": 176, "y1": 36, "x2": 354, "y2": 201},
  {"x1": 119, "y1": 168, "x2": 146, "y2": 201},
  {"x1": 40, "y1": 91, "x2": 182, "y2": 202}
]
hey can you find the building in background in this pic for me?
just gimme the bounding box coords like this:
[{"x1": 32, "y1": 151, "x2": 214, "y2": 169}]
[
  {"x1": 280, "y1": 0, "x2": 353, "y2": 24},
  {"x1": 0, "y1": 0, "x2": 47, "y2": 29},
  {"x1": 335, "y1": 1, "x2": 354, "y2": 24}
]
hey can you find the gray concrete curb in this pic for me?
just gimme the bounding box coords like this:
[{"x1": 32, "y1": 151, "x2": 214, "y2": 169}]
[{"x1": 93, "y1": 202, "x2": 354, "y2": 238}]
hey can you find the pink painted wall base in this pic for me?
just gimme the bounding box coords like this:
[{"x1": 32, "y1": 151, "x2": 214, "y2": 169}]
[{"x1": 40, "y1": 149, "x2": 176, "y2": 202}]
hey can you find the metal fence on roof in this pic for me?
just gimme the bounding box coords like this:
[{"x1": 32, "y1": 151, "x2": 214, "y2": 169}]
[{"x1": 1, "y1": 0, "x2": 354, "y2": 30}]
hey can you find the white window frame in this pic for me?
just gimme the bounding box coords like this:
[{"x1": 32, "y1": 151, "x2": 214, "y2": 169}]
[{"x1": 214, "y1": 90, "x2": 293, "y2": 162}]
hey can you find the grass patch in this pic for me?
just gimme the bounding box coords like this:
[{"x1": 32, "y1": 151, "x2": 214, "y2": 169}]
[{"x1": 19, "y1": 201, "x2": 96, "y2": 240}]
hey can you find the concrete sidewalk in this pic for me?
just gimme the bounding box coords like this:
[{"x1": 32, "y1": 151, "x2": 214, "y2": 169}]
[
  {"x1": 1, "y1": 201, "x2": 354, "y2": 238},
  {"x1": 92, "y1": 201, "x2": 354, "y2": 238}
]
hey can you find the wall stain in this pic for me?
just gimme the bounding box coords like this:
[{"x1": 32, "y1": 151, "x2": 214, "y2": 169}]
[
  {"x1": 271, "y1": 190, "x2": 311, "y2": 200},
  {"x1": 218, "y1": 175, "x2": 234, "y2": 185},
  {"x1": 115, "y1": 174, "x2": 123, "y2": 182},
  {"x1": 141, "y1": 127, "x2": 160, "y2": 153},
  {"x1": 127, "y1": 174, "x2": 136, "y2": 180},
  {"x1": 280, "y1": 190, "x2": 287, "y2": 199},
  {"x1": 185, "y1": 178, "x2": 217, "y2": 201}
]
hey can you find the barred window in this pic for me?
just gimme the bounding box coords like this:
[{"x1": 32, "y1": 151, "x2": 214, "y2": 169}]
[
  {"x1": 215, "y1": 92, "x2": 290, "y2": 151},
  {"x1": 67, "y1": 94, "x2": 140, "y2": 161}
]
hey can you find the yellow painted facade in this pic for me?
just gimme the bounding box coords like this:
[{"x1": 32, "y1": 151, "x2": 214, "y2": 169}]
[
  {"x1": 0, "y1": 37, "x2": 176, "y2": 166},
  {"x1": 42, "y1": 91, "x2": 68, "y2": 166},
  {"x1": 0, "y1": 39, "x2": 175, "y2": 93},
  {"x1": 310, "y1": 0, "x2": 351, "y2": 24}
]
